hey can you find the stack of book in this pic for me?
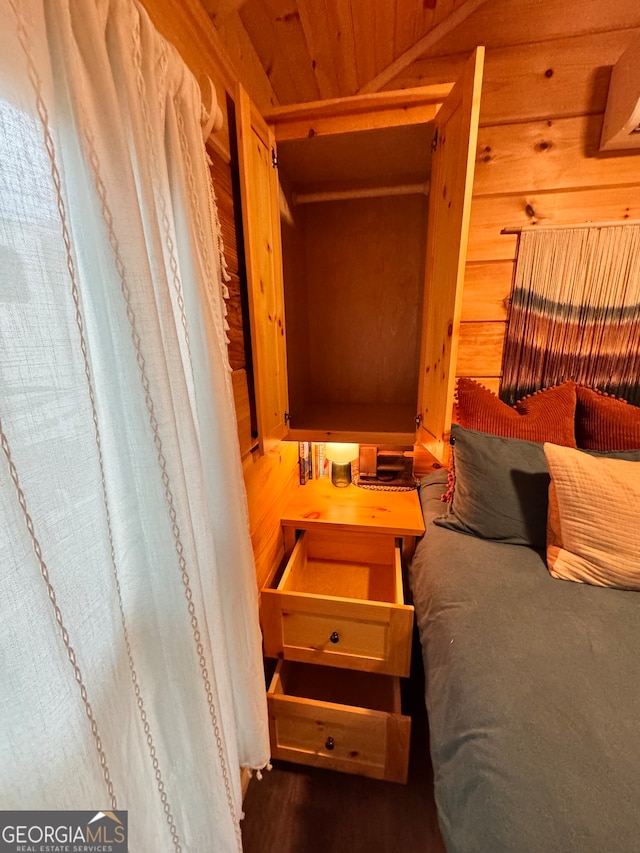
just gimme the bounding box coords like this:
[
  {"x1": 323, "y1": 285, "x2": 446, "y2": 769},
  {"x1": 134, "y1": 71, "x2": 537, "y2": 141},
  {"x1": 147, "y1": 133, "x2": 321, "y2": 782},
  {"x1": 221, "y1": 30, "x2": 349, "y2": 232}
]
[{"x1": 298, "y1": 442, "x2": 329, "y2": 484}]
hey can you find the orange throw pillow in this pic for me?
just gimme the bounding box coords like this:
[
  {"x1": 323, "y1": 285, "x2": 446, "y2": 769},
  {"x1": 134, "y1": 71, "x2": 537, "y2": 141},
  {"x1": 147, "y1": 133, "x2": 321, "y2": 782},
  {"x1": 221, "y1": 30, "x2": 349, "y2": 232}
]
[
  {"x1": 456, "y1": 379, "x2": 577, "y2": 447},
  {"x1": 576, "y1": 386, "x2": 640, "y2": 451}
]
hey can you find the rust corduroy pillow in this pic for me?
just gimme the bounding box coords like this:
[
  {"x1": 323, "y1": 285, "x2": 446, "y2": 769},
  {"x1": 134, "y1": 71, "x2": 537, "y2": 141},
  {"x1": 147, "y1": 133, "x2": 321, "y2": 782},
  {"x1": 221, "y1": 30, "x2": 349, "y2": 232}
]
[
  {"x1": 456, "y1": 378, "x2": 577, "y2": 447},
  {"x1": 576, "y1": 386, "x2": 640, "y2": 451}
]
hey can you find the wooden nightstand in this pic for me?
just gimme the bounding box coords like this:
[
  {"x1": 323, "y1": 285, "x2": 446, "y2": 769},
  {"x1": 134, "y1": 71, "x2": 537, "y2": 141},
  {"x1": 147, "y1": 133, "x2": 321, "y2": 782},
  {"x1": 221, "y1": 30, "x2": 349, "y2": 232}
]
[{"x1": 262, "y1": 480, "x2": 425, "y2": 783}]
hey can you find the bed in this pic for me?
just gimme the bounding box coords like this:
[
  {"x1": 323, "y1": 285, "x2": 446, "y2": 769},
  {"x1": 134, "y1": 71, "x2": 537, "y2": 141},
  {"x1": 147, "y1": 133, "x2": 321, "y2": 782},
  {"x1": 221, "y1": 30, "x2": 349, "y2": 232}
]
[{"x1": 409, "y1": 447, "x2": 640, "y2": 852}]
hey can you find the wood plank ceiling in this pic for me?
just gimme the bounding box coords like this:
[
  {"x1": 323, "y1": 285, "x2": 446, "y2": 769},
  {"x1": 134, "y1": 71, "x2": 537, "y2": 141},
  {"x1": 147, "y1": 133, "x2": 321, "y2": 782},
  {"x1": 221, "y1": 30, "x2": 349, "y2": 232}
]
[{"x1": 201, "y1": 0, "x2": 486, "y2": 104}]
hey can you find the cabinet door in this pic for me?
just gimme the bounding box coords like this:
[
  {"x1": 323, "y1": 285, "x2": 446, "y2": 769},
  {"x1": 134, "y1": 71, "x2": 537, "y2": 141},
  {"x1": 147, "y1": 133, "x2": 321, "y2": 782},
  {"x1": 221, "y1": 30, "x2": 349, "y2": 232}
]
[
  {"x1": 235, "y1": 84, "x2": 289, "y2": 452},
  {"x1": 417, "y1": 47, "x2": 484, "y2": 462}
]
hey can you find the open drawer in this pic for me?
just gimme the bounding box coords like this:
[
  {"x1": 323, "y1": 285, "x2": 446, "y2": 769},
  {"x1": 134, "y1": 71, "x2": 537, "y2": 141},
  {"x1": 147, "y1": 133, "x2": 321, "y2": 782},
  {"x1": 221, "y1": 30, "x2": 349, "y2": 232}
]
[
  {"x1": 261, "y1": 529, "x2": 414, "y2": 676},
  {"x1": 267, "y1": 660, "x2": 410, "y2": 783}
]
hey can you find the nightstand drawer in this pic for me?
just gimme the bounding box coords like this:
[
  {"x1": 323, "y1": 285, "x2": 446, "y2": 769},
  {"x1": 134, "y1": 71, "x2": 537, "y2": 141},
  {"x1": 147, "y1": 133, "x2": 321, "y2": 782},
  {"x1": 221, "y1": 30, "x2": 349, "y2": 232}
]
[
  {"x1": 262, "y1": 529, "x2": 414, "y2": 676},
  {"x1": 267, "y1": 660, "x2": 410, "y2": 784}
]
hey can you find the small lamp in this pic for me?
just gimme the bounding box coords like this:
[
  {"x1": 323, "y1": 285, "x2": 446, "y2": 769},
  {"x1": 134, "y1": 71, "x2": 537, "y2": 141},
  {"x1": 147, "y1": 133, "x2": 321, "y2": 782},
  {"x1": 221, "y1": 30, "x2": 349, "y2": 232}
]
[{"x1": 325, "y1": 443, "x2": 359, "y2": 488}]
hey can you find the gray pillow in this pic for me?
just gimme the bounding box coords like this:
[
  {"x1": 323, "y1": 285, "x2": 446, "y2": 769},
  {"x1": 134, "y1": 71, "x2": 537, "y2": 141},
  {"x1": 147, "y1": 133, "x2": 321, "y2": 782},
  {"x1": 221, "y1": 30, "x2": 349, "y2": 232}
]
[
  {"x1": 434, "y1": 425, "x2": 640, "y2": 548},
  {"x1": 435, "y1": 424, "x2": 549, "y2": 547}
]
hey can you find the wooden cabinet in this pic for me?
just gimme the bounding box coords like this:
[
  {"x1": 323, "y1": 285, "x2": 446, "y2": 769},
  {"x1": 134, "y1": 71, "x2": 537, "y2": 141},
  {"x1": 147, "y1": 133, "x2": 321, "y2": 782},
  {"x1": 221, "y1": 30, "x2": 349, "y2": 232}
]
[
  {"x1": 236, "y1": 48, "x2": 483, "y2": 461},
  {"x1": 262, "y1": 480, "x2": 424, "y2": 783}
]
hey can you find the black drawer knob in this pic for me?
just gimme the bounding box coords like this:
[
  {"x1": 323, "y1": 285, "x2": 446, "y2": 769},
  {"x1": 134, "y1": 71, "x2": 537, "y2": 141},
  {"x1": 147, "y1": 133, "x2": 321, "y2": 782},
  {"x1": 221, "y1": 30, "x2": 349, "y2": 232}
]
[
  {"x1": 325, "y1": 737, "x2": 335, "y2": 751},
  {"x1": 329, "y1": 631, "x2": 340, "y2": 644}
]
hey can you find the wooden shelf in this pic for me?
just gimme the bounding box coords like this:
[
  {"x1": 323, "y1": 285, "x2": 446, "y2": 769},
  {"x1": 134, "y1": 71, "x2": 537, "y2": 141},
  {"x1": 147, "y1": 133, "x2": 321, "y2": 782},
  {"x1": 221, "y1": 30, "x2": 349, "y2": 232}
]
[
  {"x1": 286, "y1": 402, "x2": 418, "y2": 445},
  {"x1": 281, "y1": 478, "x2": 425, "y2": 538}
]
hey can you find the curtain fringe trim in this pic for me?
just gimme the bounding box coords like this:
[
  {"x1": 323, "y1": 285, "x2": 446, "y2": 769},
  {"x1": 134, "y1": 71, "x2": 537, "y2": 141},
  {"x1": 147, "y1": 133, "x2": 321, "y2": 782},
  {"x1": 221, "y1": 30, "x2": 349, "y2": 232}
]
[{"x1": 244, "y1": 761, "x2": 273, "y2": 782}]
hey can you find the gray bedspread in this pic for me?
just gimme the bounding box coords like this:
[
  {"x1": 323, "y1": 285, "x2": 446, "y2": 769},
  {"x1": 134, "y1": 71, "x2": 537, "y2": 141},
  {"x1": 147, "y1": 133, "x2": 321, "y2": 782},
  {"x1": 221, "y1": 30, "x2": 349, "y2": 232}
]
[{"x1": 409, "y1": 471, "x2": 640, "y2": 853}]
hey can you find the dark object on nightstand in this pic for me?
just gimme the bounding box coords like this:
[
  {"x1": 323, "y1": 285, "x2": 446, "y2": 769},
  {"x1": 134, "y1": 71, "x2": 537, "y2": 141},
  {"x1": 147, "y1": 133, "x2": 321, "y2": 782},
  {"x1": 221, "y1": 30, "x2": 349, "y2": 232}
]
[{"x1": 358, "y1": 445, "x2": 416, "y2": 488}]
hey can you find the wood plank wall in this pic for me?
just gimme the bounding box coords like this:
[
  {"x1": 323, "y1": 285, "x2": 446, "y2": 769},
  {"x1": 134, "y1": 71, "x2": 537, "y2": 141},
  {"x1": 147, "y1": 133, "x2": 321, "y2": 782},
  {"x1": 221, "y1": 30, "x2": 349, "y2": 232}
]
[
  {"x1": 384, "y1": 0, "x2": 640, "y2": 395},
  {"x1": 140, "y1": 0, "x2": 299, "y2": 593}
]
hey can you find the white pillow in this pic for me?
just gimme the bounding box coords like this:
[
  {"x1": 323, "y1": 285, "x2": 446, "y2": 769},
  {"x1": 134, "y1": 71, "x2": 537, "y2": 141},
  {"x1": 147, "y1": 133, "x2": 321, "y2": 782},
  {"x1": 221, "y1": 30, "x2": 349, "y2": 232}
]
[{"x1": 544, "y1": 443, "x2": 640, "y2": 590}]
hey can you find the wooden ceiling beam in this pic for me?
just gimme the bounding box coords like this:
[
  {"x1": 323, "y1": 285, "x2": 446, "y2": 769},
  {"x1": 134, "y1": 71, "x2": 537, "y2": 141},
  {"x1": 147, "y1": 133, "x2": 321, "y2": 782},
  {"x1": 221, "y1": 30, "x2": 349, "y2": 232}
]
[
  {"x1": 297, "y1": 0, "x2": 343, "y2": 99},
  {"x1": 358, "y1": 0, "x2": 491, "y2": 94}
]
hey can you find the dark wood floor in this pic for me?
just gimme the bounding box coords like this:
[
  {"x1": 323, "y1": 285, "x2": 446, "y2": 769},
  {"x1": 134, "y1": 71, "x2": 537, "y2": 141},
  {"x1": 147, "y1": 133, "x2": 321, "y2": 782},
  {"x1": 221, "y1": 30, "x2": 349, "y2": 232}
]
[{"x1": 241, "y1": 636, "x2": 445, "y2": 853}]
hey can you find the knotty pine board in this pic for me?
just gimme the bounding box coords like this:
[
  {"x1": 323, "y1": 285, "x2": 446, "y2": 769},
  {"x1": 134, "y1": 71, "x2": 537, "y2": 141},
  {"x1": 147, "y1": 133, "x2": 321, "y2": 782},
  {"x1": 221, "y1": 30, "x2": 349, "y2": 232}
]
[
  {"x1": 467, "y1": 185, "x2": 640, "y2": 262},
  {"x1": 238, "y1": 0, "x2": 319, "y2": 106},
  {"x1": 461, "y1": 261, "x2": 513, "y2": 322},
  {"x1": 386, "y1": 29, "x2": 640, "y2": 127},
  {"x1": 474, "y1": 114, "x2": 640, "y2": 197},
  {"x1": 457, "y1": 322, "x2": 507, "y2": 378},
  {"x1": 426, "y1": 0, "x2": 640, "y2": 59}
]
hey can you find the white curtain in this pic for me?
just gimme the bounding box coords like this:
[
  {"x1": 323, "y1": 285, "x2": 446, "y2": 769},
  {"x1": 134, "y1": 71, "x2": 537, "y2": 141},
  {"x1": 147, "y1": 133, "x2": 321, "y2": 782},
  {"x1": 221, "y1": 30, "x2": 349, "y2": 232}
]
[{"x1": 0, "y1": 1, "x2": 269, "y2": 850}]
